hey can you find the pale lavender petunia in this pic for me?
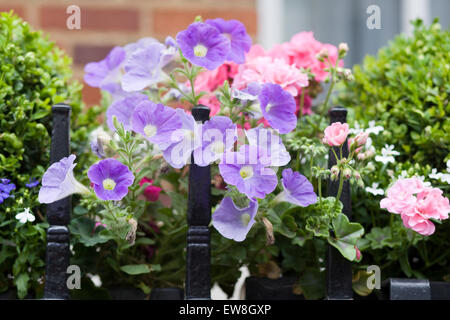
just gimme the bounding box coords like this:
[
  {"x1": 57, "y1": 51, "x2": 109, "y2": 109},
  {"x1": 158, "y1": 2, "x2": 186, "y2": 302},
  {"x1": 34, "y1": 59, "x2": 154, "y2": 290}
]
[
  {"x1": 212, "y1": 196, "x2": 258, "y2": 242},
  {"x1": 38, "y1": 155, "x2": 90, "y2": 204},
  {"x1": 279, "y1": 168, "x2": 317, "y2": 207},
  {"x1": 121, "y1": 42, "x2": 166, "y2": 92},
  {"x1": 131, "y1": 101, "x2": 183, "y2": 150},
  {"x1": 162, "y1": 109, "x2": 201, "y2": 169},
  {"x1": 245, "y1": 127, "x2": 291, "y2": 167},
  {"x1": 205, "y1": 18, "x2": 252, "y2": 64},
  {"x1": 87, "y1": 158, "x2": 134, "y2": 201},
  {"x1": 258, "y1": 83, "x2": 297, "y2": 134},
  {"x1": 219, "y1": 145, "x2": 277, "y2": 200},
  {"x1": 193, "y1": 116, "x2": 237, "y2": 167},
  {"x1": 106, "y1": 93, "x2": 149, "y2": 131},
  {"x1": 176, "y1": 22, "x2": 230, "y2": 70},
  {"x1": 84, "y1": 46, "x2": 126, "y2": 94}
]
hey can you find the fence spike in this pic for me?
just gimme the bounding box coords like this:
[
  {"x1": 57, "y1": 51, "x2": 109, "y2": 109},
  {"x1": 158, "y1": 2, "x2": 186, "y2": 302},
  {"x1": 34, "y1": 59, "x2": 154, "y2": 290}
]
[
  {"x1": 43, "y1": 104, "x2": 71, "y2": 300},
  {"x1": 326, "y1": 106, "x2": 353, "y2": 300},
  {"x1": 185, "y1": 105, "x2": 211, "y2": 300}
]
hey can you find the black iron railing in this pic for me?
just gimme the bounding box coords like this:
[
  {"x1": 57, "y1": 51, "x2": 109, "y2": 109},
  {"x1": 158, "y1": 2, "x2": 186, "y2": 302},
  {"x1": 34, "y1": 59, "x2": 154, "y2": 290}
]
[{"x1": 42, "y1": 104, "x2": 449, "y2": 300}]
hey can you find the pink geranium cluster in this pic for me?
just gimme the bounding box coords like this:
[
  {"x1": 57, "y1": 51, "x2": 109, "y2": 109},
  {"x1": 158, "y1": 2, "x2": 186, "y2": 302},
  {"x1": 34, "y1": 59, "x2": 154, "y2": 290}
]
[
  {"x1": 380, "y1": 177, "x2": 450, "y2": 236},
  {"x1": 269, "y1": 31, "x2": 342, "y2": 82},
  {"x1": 232, "y1": 45, "x2": 309, "y2": 97}
]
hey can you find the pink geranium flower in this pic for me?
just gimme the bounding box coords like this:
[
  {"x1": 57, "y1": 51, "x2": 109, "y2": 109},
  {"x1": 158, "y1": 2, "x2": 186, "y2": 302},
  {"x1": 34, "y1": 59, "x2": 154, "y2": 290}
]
[
  {"x1": 269, "y1": 31, "x2": 342, "y2": 82},
  {"x1": 380, "y1": 177, "x2": 450, "y2": 236},
  {"x1": 232, "y1": 45, "x2": 309, "y2": 97},
  {"x1": 323, "y1": 122, "x2": 349, "y2": 147}
]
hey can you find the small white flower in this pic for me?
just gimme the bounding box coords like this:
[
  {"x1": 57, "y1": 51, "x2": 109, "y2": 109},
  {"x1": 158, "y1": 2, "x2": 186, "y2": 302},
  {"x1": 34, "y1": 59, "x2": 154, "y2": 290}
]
[
  {"x1": 366, "y1": 121, "x2": 384, "y2": 135},
  {"x1": 15, "y1": 208, "x2": 35, "y2": 223},
  {"x1": 87, "y1": 273, "x2": 102, "y2": 288},
  {"x1": 447, "y1": 160, "x2": 450, "y2": 173},
  {"x1": 375, "y1": 144, "x2": 400, "y2": 165},
  {"x1": 429, "y1": 168, "x2": 450, "y2": 184},
  {"x1": 365, "y1": 183, "x2": 385, "y2": 196},
  {"x1": 416, "y1": 175, "x2": 431, "y2": 187},
  {"x1": 349, "y1": 122, "x2": 364, "y2": 135}
]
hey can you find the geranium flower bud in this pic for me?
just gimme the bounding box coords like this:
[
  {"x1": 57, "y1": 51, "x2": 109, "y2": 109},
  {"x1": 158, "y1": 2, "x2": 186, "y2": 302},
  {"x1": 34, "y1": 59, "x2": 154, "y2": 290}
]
[
  {"x1": 331, "y1": 165, "x2": 340, "y2": 177},
  {"x1": 338, "y1": 42, "x2": 349, "y2": 55},
  {"x1": 354, "y1": 132, "x2": 369, "y2": 146},
  {"x1": 343, "y1": 168, "x2": 352, "y2": 179}
]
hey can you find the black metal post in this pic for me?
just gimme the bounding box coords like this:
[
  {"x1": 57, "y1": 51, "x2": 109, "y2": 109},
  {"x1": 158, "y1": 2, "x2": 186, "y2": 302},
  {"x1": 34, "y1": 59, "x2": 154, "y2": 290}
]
[
  {"x1": 185, "y1": 105, "x2": 211, "y2": 300},
  {"x1": 326, "y1": 106, "x2": 353, "y2": 300},
  {"x1": 43, "y1": 104, "x2": 72, "y2": 299}
]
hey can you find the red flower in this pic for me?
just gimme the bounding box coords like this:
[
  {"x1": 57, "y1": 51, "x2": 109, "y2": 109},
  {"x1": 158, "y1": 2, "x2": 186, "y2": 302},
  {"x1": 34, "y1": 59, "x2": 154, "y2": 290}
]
[{"x1": 139, "y1": 177, "x2": 162, "y2": 202}]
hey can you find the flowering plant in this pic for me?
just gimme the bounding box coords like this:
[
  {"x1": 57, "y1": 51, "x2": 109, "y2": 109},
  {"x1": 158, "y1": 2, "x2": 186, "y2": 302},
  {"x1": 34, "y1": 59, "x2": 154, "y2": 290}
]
[{"x1": 33, "y1": 17, "x2": 449, "y2": 299}]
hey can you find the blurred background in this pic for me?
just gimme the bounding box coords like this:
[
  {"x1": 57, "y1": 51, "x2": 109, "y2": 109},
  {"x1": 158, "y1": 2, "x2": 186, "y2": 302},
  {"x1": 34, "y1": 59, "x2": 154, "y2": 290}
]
[{"x1": 0, "y1": 0, "x2": 448, "y2": 106}]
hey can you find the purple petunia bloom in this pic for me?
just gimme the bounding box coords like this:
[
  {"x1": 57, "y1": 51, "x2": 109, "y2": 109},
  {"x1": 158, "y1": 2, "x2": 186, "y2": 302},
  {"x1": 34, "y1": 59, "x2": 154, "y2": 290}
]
[
  {"x1": 162, "y1": 109, "x2": 201, "y2": 169},
  {"x1": 193, "y1": 116, "x2": 237, "y2": 167},
  {"x1": 38, "y1": 155, "x2": 90, "y2": 204},
  {"x1": 87, "y1": 158, "x2": 134, "y2": 201},
  {"x1": 205, "y1": 18, "x2": 252, "y2": 64},
  {"x1": 279, "y1": 168, "x2": 317, "y2": 207},
  {"x1": 106, "y1": 93, "x2": 149, "y2": 131},
  {"x1": 258, "y1": 83, "x2": 297, "y2": 134},
  {"x1": 219, "y1": 145, "x2": 277, "y2": 200},
  {"x1": 84, "y1": 46, "x2": 126, "y2": 95},
  {"x1": 176, "y1": 22, "x2": 231, "y2": 70},
  {"x1": 25, "y1": 178, "x2": 40, "y2": 188},
  {"x1": 245, "y1": 127, "x2": 291, "y2": 167},
  {"x1": 131, "y1": 101, "x2": 183, "y2": 150},
  {"x1": 212, "y1": 196, "x2": 258, "y2": 242},
  {"x1": 121, "y1": 42, "x2": 166, "y2": 92},
  {"x1": 0, "y1": 179, "x2": 16, "y2": 203}
]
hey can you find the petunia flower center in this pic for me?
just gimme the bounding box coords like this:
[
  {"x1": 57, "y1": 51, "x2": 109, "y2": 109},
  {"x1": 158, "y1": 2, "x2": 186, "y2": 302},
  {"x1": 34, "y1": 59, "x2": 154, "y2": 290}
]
[
  {"x1": 241, "y1": 213, "x2": 251, "y2": 227},
  {"x1": 144, "y1": 124, "x2": 157, "y2": 137},
  {"x1": 194, "y1": 44, "x2": 208, "y2": 57},
  {"x1": 102, "y1": 178, "x2": 116, "y2": 191},
  {"x1": 240, "y1": 165, "x2": 254, "y2": 180},
  {"x1": 265, "y1": 103, "x2": 274, "y2": 113},
  {"x1": 211, "y1": 141, "x2": 225, "y2": 154}
]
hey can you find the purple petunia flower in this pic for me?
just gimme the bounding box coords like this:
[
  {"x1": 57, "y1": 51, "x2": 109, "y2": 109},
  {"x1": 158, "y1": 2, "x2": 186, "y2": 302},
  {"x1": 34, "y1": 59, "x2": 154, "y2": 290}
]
[
  {"x1": 176, "y1": 22, "x2": 231, "y2": 70},
  {"x1": 279, "y1": 168, "x2": 317, "y2": 207},
  {"x1": 0, "y1": 179, "x2": 16, "y2": 204},
  {"x1": 219, "y1": 145, "x2": 277, "y2": 199},
  {"x1": 205, "y1": 18, "x2": 252, "y2": 64},
  {"x1": 121, "y1": 42, "x2": 166, "y2": 92},
  {"x1": 193, "y1": 116, "x2": 237, "y2": 166},
  {"x1": 38, "y1": 155, "x2": 90, "y2": 204},
  {"x1": 131, "y1": 101, "x2": 183, "y2": 150},
  {"x1": 25, "y1": 178, "x2": 40, "y2": 188},
  {"x1": 84, "y1": 46, "x2": 126, "y2": 95},
  {"x1": 245, "y1": 127, "x2": 291, "y2": 167},
  {"x1": 162, "y1": 109, "x2": 201, "y2": 169},
  {"x1": 87, "y1": 158, "x2": 134, "y2": 201},
  {"x1": 212, "y1": 196, "x2": 258, "y2": 241},
  {"x1": 106, "y1": 93, "x2": 149, "y2": 131},
  {"x1": 258, "y1": 83, "x2": 297, "y2": 134}
]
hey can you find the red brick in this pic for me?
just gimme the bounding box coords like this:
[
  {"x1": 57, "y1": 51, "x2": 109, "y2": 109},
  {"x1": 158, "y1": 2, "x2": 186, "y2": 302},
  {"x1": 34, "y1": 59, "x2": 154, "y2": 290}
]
[
  {"x1": 73, "y1": 44, "x2": 114, "y2": 66},
  {"x1": 152, "y1": 8, "x2": 257, "y2": 36},
  {"x1": 40, "y1": 6, "x2": 139, "y2": 31},
  {"x1": 82, "y1": 82, "x2": 101, "y2": 106},
  {"x1": 0, "y1": 6, "x2": 25, "y2": 19}
]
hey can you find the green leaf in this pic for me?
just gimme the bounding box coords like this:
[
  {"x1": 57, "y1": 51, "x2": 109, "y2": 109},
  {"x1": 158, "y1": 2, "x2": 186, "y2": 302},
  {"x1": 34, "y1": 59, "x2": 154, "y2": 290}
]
[
  {"x1": 14, "y1": 273, "x2": 30, "y2": 299},
  {"x1": 69, "y1": 217, "x2": 111, "y2": 247},
  {"x1": 120, "y1": 264, "x2": 151, "y2": 275},
  {"x1": 327, "y1": 213, "x2": 364, "y2": 261}
]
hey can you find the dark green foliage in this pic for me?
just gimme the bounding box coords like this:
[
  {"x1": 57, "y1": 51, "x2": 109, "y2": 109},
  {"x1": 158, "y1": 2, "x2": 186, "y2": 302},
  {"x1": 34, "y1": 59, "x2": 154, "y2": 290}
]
[
  {"x1": 0, "y1": 11, "x2": 101, "y2": 298},
  {"x1": 337, "y1": 19, "x2": 449, "y2": 170}
]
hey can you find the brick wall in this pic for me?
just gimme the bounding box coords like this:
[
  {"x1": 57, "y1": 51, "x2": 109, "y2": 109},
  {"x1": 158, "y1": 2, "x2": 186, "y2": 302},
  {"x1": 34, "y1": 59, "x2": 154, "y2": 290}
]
[{"x1": 0, "y1": 0, "x2": 257, "y2": 106}]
